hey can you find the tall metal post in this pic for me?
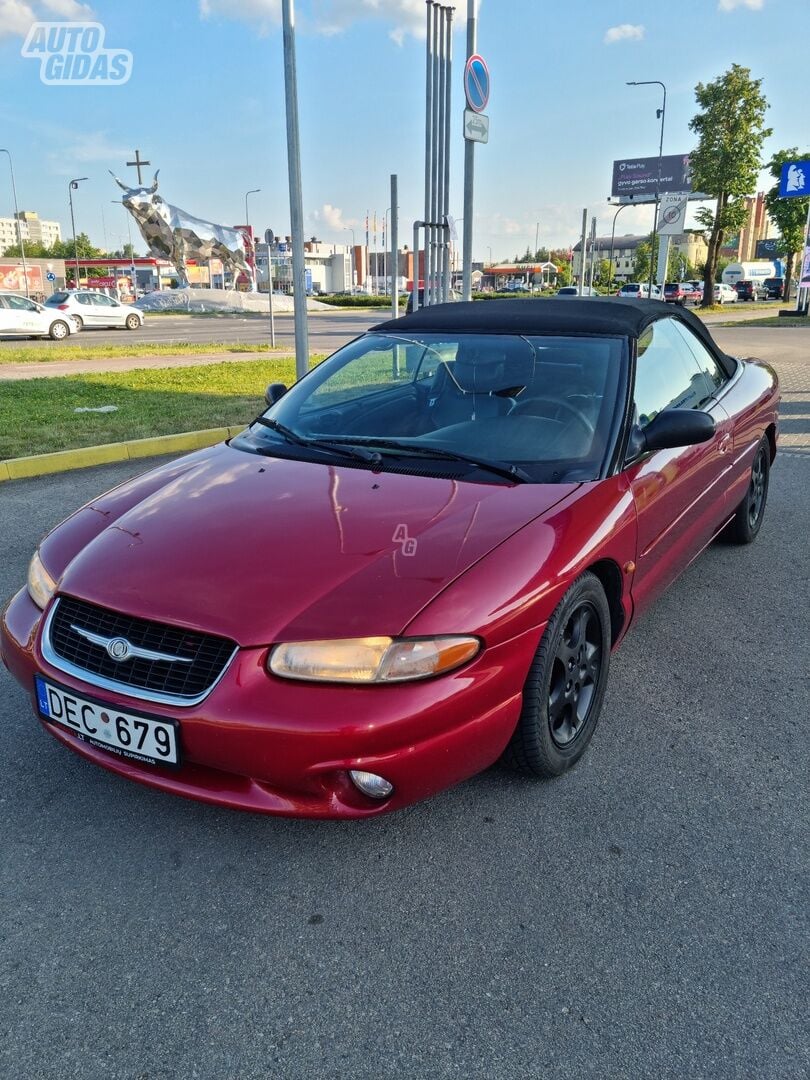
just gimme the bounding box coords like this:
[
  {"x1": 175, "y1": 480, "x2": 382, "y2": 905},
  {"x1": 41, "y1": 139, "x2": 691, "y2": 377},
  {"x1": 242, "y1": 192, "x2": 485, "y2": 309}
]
[
  {"x1": 588, "y1": 216, "x2": 597, "y2": 290},
  {"x1": 429, "y1": 2, "x2": 440, "y2": 305},
  {"x1": 412, "y1": 221, "x2": 424, "y2": 311},
  {"x1": 435, "y1": 7, "x2": 446, "y2": 306},
  {"x1": 281, "y1": 0, "x2": 309, "y2": 380},
  {"x1": 0, "y1": 150, "x2": 29, "y2": 297},
  {"x1": 68, "y1": 177, "x2": 88, "y2": 290},
  {"x1": 424, "y1": 1, "x2": 435, "y2": 308},
  {"x1": 461, "y1": 0, "x2": 477, "y2": 301},
  {"x1": 391, "y1": 174, "x2": 399, "y2": 319},
  {"x1": 608, "y1": 201, "x2": 630, "y2": 292},
  {"x1": 627, "y1": 80, "x2": 666, "y2": 294},
  {"x1": 441, "y1": 6, "x2": 453, "y2": 302},
  {"x1": 578, "y1": 208, "x2": 588, "y2": 295}
]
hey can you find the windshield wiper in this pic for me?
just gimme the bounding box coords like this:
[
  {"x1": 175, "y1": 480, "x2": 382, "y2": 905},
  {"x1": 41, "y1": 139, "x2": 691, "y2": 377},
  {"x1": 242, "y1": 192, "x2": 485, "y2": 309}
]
[
  {"x1": 322, "y1": 436, "x2": 530, "y2": 483},
  {"x1": 253, "y1": 417, "x2": 378, "y2": 464}
]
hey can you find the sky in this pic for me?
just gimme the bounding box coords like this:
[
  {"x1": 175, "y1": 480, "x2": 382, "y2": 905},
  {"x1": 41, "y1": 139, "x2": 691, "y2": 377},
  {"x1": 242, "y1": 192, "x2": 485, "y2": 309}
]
[{"x1": 0, "y1": 0, "x2": 808, "y2": 262}]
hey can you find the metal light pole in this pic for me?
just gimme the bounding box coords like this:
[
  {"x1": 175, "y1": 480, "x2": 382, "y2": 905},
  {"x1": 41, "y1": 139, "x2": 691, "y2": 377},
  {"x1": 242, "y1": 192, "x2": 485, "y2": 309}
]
[
  {"x1": 627, "y1": 80, "x2": 666, "y2": 295},
  {"x1": 281, "y1": 0, "x2": 309, "y2": 380},
  {"x1": 461, "y1": 0, "x2": 477, "y2": 301},
  {"x1": 390, "y1": 174, "x2": 399, "y2": 318},
  {"x1": 245, "y1": 188, "x2": 260, "y2": 231},
  {"x1": 608, "y1": 201, "x2": 631, "y2": 293},
  {"x1": 111, "y1": 200, "x2": 136, "y2": 297},
  {"x1": 0, "y1": 149, "x2": 29, "y2": 297},
  {"x1": 68, "y1": 177, "x2": 88, "y2": 290}
]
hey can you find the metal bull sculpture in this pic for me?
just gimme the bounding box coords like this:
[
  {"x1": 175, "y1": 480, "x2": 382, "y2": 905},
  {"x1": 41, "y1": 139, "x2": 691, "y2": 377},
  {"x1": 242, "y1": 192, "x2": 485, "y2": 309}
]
[{"x1": 110, "y1": 171, "x2": 255, "y2": 290}]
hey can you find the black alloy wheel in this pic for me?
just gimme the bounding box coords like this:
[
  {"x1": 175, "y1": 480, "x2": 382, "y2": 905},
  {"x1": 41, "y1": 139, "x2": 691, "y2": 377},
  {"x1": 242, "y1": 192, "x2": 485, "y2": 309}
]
[
  {"x1": 722, "y1": 436, "x2": 771, "y2": 544},
  {"x1": 504, "y1": 571, "x2": 612, "y2": 778}
]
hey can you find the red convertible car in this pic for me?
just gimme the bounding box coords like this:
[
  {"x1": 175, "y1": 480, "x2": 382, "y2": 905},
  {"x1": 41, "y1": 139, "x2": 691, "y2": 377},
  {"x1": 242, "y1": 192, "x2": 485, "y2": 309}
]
[{"x1": 1, "y1": 300, "x2": 779, "y2": 818}]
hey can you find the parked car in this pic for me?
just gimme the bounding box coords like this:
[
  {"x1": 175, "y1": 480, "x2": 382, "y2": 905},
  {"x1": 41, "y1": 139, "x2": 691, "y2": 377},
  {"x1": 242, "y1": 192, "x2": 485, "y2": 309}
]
[
  {"x1": 556, "y1": 286, "x2": 599, "y2": 297},
  {"x1": 762, "y1": 277, "x2": 784, "y2": 300},
  {"x1": 2, "y1": 298, "x2": 779, "y2": 819},
  {"x1": 617, "y1": 282, "x2": 662, "y2": 299},
  {"x1": 663, "y1": 282, "x2": 700, "y2": 306},
  {"x1": 43, "y1": 290, "x2": 144, "y2": 330},
  {"x1": 0, "y1": 292, "x2": 79, "y2": 339},
  {"x1": 714, "y1": 283, "x2": 739, "y2": 304},
  {"x1": 734, "y1": 280, "x2": 767, "y2": 302}
]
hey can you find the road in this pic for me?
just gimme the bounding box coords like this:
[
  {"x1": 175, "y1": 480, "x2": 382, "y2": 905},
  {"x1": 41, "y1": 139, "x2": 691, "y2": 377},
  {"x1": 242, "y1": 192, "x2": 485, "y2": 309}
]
[{"x1": 1, "y1": 336, "x2": 808, "y2": 1078}]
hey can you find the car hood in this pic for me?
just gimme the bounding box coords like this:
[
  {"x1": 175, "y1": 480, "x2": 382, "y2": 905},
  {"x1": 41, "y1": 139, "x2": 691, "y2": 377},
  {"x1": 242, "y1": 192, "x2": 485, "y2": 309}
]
[{"x1": 56, "y1": 444, "x2": 577, "y2": 646}]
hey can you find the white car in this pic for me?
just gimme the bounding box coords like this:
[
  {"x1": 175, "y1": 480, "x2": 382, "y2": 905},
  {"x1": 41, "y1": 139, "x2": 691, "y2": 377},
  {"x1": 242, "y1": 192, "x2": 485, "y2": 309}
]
[
  {"x1": 44, "y1": 289, "x2": 144, "y2": 330},
  {"x1": 617, "y1": 282, "x2": 662, "y2": 299},
  {"x1": 0, "y1": 293, "x2": 79, "y2": 339},
  {"x1": 714, "y1": 283, "x2": 738, "y2": 304}
]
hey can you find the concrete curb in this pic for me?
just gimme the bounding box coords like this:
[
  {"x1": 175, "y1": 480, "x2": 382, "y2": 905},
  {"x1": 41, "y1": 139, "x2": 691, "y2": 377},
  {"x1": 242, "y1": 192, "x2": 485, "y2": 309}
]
[{"x1": 0, "y1": 426, "x2": 242, "y2": 483}]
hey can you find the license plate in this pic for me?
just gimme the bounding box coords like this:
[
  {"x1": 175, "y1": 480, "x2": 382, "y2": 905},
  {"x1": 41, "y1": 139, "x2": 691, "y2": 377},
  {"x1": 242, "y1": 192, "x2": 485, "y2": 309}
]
[{"x1": 35, "y1": 676, "x2": 180, "y2": 767}]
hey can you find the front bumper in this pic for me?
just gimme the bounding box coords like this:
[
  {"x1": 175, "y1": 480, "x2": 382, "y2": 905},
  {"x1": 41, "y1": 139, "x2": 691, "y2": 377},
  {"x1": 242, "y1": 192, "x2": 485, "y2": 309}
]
[{"x1": 1, "y1": 589, "x2": 542, "y2": 819}]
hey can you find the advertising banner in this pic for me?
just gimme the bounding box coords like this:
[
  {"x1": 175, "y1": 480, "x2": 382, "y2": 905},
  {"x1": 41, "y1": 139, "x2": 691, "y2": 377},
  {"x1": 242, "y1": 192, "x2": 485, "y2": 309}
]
[
  {"x1": 612, "y1": 155, "x2": 692, "y2": 199},
  {"x1": 0, "y1": 263, "x2": 44, "y2": 293},
  {"x1": 755, "y1": 238, "x2": 780, "y2": 260}
]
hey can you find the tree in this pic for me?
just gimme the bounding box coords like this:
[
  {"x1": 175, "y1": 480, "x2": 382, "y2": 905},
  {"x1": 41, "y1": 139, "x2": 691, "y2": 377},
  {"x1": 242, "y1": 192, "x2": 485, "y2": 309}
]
[
  {"x1": 764, "y1": 147, "x2": 809, "y2": 303},
  {"x1": 633, "y1": 234, "x2": 684, "y2": 283},
  {"x1": 688, "y1": 64, "x2": 772, "y2": 307}
]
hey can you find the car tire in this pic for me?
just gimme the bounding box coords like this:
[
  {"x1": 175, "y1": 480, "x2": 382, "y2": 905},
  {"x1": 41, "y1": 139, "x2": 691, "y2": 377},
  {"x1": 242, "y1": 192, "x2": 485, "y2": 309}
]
[
  {"x1": 125, "y1": 314, "x2": 141, "y2": 330},
  {"x1": 49, "y1": 320, "x2": 70, "y2": 340},
  {"x1": 71, "y1": 315, "x2": 83, "y2": 329},
  {"x1": 503, "y1": 572, "x2": 611, "y2": 778},
  {"x1": 721, "y1": 437, "x2": 770, "y2": 545}
]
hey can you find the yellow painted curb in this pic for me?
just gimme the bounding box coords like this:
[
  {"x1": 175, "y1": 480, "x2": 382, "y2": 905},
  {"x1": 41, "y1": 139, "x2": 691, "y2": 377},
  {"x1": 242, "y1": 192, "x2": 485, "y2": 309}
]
[{"x1": 0, "y1": 426, "x2": 239, "y2": 482}]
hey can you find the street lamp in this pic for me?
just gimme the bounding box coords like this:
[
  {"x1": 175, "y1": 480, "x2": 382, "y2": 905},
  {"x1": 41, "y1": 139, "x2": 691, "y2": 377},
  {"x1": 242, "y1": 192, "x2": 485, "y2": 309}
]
[
  {"x1": 68, "y1": 177, "x2": 88, "y2": 289},
  {"x1": 626, "y1": 80, "x2": 666, "y2": 294},
  {"x1": 608, "y1": 200, "x2": 633, "y2": 293},
  {"x1": 0, "y1": 149, "x2": 29, "y2": 297},
  {"x1": 244, "y1": 188, "x2": 260, "y2": 231},
  {"x1": 112, "y1": 200, "x2": 136, "y2": 297}
]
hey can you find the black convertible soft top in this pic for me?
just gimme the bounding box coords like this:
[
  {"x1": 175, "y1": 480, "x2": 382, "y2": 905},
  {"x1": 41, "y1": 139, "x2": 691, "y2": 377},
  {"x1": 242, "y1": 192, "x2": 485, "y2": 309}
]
[{"x1": 373, "y1": 297, "x2": 732, "y2": 372}]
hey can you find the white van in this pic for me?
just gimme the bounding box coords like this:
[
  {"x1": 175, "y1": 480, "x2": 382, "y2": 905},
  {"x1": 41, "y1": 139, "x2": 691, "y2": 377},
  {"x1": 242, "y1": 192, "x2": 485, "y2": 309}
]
[{"x1": 721, "y1": 262, "x2": 775, "y2": 285}]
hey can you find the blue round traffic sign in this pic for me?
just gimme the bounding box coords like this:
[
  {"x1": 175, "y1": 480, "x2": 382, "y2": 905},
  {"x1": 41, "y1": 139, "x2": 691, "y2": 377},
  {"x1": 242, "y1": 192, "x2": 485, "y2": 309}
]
[
  {"x1": 46, "y1": 271, "x2": 56, "y2": 281},
  {"x1": 464, "y1": 54, "x2": 490, "y2": 113}
]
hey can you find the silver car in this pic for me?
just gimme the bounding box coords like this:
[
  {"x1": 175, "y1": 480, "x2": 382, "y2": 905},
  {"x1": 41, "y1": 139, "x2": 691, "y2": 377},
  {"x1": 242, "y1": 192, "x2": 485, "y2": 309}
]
[
  {"x1": 44, "y1": 289, "x2": 144, "y2": 330},
  {"x1": 0, "y1": 293, "x2": 79, "y2": 339}
]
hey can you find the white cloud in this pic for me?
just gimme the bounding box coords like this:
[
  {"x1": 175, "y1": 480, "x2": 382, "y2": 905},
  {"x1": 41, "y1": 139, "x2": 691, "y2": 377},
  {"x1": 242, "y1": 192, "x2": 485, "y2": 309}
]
[
  {"x1": 40, "y1": 0, "x2": 93, "y2": 16},
  {"x1": 0, "y1": 0, "x2": 36, "y2": 37},
  {"x1": 604, "y1": 23, "x2": 645, "y2": 45},
  {"x1": 718, "y1": 0, "x2": 764, "y2": 10},
  {"x1": 311, "y1": 202, "x2": 353, "y2": 231},
  {"x1": 0, "y1": 0, "x2": 94, "y2": 38}
]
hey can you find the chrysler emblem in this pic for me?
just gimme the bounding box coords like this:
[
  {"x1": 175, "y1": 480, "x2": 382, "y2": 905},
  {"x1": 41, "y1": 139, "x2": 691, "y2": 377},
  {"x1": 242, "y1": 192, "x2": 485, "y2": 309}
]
[{"x1": 106, "y1": 637, "x2": 132, "y2": 662}]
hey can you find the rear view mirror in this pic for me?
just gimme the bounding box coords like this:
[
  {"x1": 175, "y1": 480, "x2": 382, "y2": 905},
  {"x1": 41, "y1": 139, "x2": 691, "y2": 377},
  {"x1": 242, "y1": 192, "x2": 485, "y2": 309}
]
[
  {"x1": 265, "y1": 382, "x2": 288, "y2": 406},
  {"x1": 628, "y1": 409, "x2": 715, "y2": 457}
]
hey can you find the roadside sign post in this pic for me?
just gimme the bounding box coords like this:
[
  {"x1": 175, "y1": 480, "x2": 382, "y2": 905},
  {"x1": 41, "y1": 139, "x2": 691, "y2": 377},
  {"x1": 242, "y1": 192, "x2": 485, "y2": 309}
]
[
  {"x1": 777, "y1": 160, "x2": 810, "y2": 314},
  {"x1": 264, "y1": 227, "x2": 276, "y2": 347},
  {"x1": 656, "y1": 193, "x2": 688, "y2": 290},
  {"x1": 461, "y1": 3, "x2": 487, "y2": 301}
]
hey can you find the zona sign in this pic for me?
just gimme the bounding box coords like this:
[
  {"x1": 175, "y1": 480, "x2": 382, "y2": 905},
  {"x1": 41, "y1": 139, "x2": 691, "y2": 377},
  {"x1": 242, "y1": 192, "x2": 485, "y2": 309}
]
[{"x1": 464, "y1": 54, "x2": 490, "y2": 113}]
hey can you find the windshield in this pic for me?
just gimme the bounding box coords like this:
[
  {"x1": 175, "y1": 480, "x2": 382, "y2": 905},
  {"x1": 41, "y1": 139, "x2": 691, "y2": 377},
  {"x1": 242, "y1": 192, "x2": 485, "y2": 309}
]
[{"x1": 234, "y1": 332, "x2": 627, "y2": 484}]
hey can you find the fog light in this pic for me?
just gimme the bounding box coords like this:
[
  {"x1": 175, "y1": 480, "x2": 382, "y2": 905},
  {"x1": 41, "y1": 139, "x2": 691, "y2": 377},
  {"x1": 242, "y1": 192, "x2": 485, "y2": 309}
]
[{"x1": 349, "y1": 770, "x2": 394, "y2": 800}]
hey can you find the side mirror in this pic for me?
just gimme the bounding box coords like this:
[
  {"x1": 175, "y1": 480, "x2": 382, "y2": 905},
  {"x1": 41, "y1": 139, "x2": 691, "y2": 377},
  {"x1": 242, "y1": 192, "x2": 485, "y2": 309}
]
[
  {"x1": 628, "y1": 408, "x2": 715, "y2": 457},
  {"x1": 265, "y1": 382, "x2": 288, "y2": 406}
]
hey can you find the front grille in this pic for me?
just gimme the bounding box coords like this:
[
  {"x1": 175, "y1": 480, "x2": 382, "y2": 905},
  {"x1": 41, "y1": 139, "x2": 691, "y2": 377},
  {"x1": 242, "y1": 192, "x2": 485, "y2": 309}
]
[{"x1": 49, "y1": 596, "x2": 236, "y2": 700}]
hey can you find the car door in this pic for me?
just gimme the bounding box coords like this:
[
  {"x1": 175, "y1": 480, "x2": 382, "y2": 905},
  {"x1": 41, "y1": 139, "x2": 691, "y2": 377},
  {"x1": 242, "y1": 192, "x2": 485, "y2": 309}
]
[
  {"x1": 75, "y1": 292, "x2": 99, "y2": 326},
  {"x1": 3, "y1": 294, "x2": 44, "y2": 335},
  {"x1": 624, "y1": 316, "x2": 734, "y2": 616},
  {"x1": 92, "y1": 293, "x2": 124, "y2": 326}
]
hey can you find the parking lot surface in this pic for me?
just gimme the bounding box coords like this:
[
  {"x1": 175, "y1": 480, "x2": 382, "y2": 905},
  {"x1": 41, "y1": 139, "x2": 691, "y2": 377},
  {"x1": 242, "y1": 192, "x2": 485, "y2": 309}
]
[{"x1": 0, "y1": 348, "x2": 808, "y2": 1079}]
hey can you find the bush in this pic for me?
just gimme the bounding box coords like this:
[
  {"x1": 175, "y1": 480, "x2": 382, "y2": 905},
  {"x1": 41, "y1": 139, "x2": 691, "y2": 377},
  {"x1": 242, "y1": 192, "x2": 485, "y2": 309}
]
[{"x1": 316, "y1": 294, "x2": 407, "y2": 308}]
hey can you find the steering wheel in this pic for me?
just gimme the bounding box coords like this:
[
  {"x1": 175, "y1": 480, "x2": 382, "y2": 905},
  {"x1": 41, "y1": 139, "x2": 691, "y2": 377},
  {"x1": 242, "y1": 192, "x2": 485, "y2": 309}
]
[{"x1": 509, "y1": 395, "x2": 596, "y2": 437}]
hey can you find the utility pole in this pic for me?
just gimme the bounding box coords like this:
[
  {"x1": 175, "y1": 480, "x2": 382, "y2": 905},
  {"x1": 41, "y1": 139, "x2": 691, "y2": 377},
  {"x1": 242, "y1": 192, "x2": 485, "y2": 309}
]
[
  {"x1": 68, "y1": 177, "x2": 88, "y2": 289},
  {"x1": 461, "y1": 0, "x2": 477, "y2": 301},
  {"x1": 0, "y1": 149, "x2": 29, "y2": 297},
  {"x1": 281, "y1": 0, "x2": 308, "y2": 380},
  {"x1": 390, "y1": 174, "x2": 399, "y2": 319},
  {"x1": 627, "y1": 80, "x2": 666, "y2": 294},
  {"x1": 578, "y1": 208, "x2": 588, "y2": 295}
]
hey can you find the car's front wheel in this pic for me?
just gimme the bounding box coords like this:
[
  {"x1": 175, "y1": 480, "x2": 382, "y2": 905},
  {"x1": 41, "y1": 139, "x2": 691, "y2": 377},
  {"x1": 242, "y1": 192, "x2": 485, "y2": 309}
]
[
  {"x1": 125, "y1": 314, "x2": 141, "y2": 330},
  {"x1": 49, "y1": 319, "x2": 70, "y2": 340},
  {"x1": 71, "y1": 314, "x2": 83, "y2": 329},
  {"x1": 504, "y1": 572, "x2": 611, "y2": 778},
  {"x1": 722, "y1": 437, "x2": 770, "y2": 544}
]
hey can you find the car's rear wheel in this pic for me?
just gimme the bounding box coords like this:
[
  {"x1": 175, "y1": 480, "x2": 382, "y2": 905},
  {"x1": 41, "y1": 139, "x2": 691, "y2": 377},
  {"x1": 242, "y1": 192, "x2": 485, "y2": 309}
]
[
  {"x1": 125, "y1": 314, "x2": 141, "y2": 330},
  {"x1": 503, "y1": 572, "x2": 611, "y2": 778},
  {"x1": 49, "y1": 319, "x2": 70, "y2": 340},
  {"x1": 71, "y1": 314, "x2": 83, "y2": 329},
  {"x1": 722, "y1": 437, "x2": 770, "y2": 544}
]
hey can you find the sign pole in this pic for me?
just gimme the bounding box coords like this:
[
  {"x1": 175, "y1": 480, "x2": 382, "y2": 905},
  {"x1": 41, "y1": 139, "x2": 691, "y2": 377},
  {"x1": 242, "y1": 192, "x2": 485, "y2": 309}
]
[
  {"x1": 578, "y1": 209, "x2": 587, "y2": 295},
  {"x1": 391, "y1": 174, "x2": 399, "y2": 319},
  {"x1": 281, "y1": 0, "x2": 309, "y2": 380},
  {"x1": 461, "y1": 0, "x2": 477, "y2": 301}
]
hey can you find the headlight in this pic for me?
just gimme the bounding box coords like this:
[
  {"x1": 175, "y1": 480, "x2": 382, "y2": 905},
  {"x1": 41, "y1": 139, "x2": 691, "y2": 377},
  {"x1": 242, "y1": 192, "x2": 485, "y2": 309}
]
[
  {"x1": 268, "y1": 636, "x2": 480, "y2": 684},
  {"x1": 27, "y1": 551, "x2": 57, "y2": 610}
]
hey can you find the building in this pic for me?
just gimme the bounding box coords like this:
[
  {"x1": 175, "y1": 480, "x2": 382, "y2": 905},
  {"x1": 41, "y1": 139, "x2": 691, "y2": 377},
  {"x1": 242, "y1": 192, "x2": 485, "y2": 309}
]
[
  {"x1": 572, "y1": 231, "x2": 709, "y2": 282},
  {"x1": 719, "y1": 192, "x2": 775, "y2": 262},
  {"x1": 0, "y1": 210, "x2": 62, "y2": 255}
]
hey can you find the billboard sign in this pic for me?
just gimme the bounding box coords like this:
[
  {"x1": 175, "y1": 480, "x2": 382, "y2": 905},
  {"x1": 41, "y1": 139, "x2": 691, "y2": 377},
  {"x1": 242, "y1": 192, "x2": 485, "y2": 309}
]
[
  {"x1": 755, "y1": 238, "x2": 780, "y2": 260},
  {"x1": 612, "y1": 154, "x2": 692, "y2": 199},
  {"x1": 0, "y1": 264, "x2": 44, "y2": 293}
]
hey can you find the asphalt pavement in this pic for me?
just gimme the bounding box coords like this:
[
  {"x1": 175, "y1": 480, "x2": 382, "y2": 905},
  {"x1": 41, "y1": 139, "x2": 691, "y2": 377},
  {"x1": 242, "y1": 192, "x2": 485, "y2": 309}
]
[{"x1": 0, "y1": 346, "x2": 808, "y2": 1079}]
